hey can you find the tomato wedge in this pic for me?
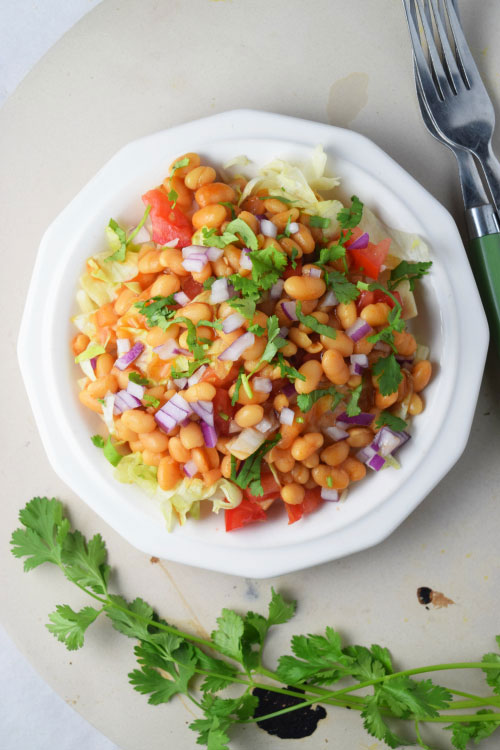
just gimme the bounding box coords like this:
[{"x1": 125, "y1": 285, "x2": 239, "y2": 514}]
[
  {"x1": 182, "y1": 276, "x2": 204, "y2": 299},
  {"x1": 142, "y1": 188, "x2": 193, "y2": 247},
  {"x1": 356, "y1": 288, "x2": 402, "y2": 313},
  {"x1": 213, "y1": 388, "x2": 235, "y2": 436},
  {"x1": 285, "y1": 487, "x2": 323, "y2": 525},
  {"x1": 225, "y1": 499, "x2": 267, "y2": 531},
  {"x1": 283, "y1": 258, "x2": 302, "y2": 279},
  {"x1": 348, "y1": 238, "x2": 391, "y2": 280}
]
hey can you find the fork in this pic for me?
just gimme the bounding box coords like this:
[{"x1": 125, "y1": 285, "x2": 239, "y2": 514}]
[{"x1": 403, "y1": 0, "x2": 500, "y2": 352}]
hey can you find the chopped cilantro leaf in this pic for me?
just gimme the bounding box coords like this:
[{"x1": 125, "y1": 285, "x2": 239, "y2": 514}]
[
  {"x1": 228, "y1": 297, "x2": 256, "y2": 320},
  {"x1": 365, "y1": 282, "x2": 405, "y2": 351},
  {"x1": 97, "y1": 398, "x2": 105, "y2": 406},
  {"x1": 224, "y1": 218, "x2": 259, "y2": 251},
  {"x1": 388, "y1": 260, "x2": 433, "y2": 292},
  {"x1": 91, "y1": 435, "x2": 122, "y2": 467},
  {"x1": 324, "y1": 270, "x2": 360, "y2": 304},
  {"x1": 309, "y1": 215, "x2": 331, "y2": 229},
  {"x1": 201, "y1": 226, "x2": 239, "y2": 249},
  {"x1": 318, "y1": 243, "x2": 346, "y2": 266},
  {"x1": 231, "y1": 367, "x2": 252, "y2": 406},
  {"x1": 170, "y1": 156, "x2": 189, "y2": 176},
  {"x1": 290, "y1": 247, "x2": 298, "y2": 269},
  {"x1": 326, "y1": 475, "x2": 333, "y2": 488},
  {"x1": 346, "y1": 384, "x2": 362, "y2": 417},
  {"x1": 296, "y1": 416, "x2": 304, "y2": 423},
  {"x1": 128, "y1": 373, "x2": 150, "y2": 386},
  {"x1": 372, "y1": 354, "x2": 402, "y2": 396},
  {"x1": 167, "y1": 188, "x2": 178, "y2": 208},
  {"x1": 258, "y1": 195, "x2": 296, "y2": 205},
  {"x1": 134, "y1": 295, "x2": 177, "y2": 329},
  {"x1": 203, "y1": 276, "x2": 216, "y2": 290},
  {"x1": 143, "y1": 394, "x2": 160, "y2": 409},
  {"x1": 248, "y1": 244, "x2": 287, "y2": 291},
  {"x1": 219, "y1": 411, "x2": 230, "y2": 421},
  {"x1": 248, "y1": 323, "x2": 265, "y2": 336},
  {"x1": 230, "y1": 434, "x2": 281, "y2": 496},
  {"x1": 337, "y1": 195, "x2": 363, "y2": 229},
  {"x1": 198, "y1": 319, "x2": 223, "y2": 330},
  {"x1": 276, "y1": 353, "x2": 306, "y2": 383},
  {"x1": 259, "y1": 316, "x2": 287, "y2": 365},
  {"x1": 296, "y1": 301, "x2": 337, "y2": 339},
  {"x1": 375, "y1": 412, "x2": 408, "y2": 431},
  {"x1": 229, "y1": 274, "x2": 261, "y2": 300},
  {"x1": 106, "y1": 205, "x2": 151, "y2": 263},
  {"x1": 170, "y1": 358, "x2": 209, "y2": 380},
  {"x1": 218, "y1": 202, "x2": 236, "y2": 220},
  {"x1": 297, "y1": 387, "x2": 343, "y2": 413}
]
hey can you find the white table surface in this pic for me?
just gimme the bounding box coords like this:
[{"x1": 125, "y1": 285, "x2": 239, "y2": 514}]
[{"x1": 1, "y1": 1, "x2": 500, "y2": 749}]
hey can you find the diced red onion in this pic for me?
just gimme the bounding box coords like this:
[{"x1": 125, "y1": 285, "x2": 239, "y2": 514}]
[
  {"x1": 308, "y1": 267, "x2": 322, "y2": 278},
  {"x1": 324, "y1": 425, "x2": 349, "y2": 441},
  {"x1": 288, "y1": 222, "x2": 300, "y2": 234},
  {"x1": 182, "y1": 244, "x2": 207, "y2": 257},
  {"x1": 154, "y1": 409, "x2": 176, "y2": 433},
  {"x1": 187, "y1": 365, "x2": 207, "y2": 387},
  {"x1": 164, "y1": 400, "x2": 190, "y2": 422},
  {"x1": 222, "y1": 313, "x2": 245, "y2": 333},
  {"x1": 396, "y1": 355, "x2": 415, "y2": 366},
  {"x1": 114, "y1": 341, "x2": 145, "y2": 370},
  {"x1": 348, "y1": 232, "x2": 369, "y2": 250},
  {"x1": 349, "y1": 354, "x2": 368, "y2": 375},
  {"x1": 173, "y1": 377, "x2": 188, "y2": 389},
  {"x1": 345, "y1": 318, "x2": 373, "y2": 342},
  {"x1": 356, "y1": 445, "x2": 386, "y2": 471},
  {"x1": 169, "y1": 392, "x2": 192, "y2": 413},
  {"x1": 182, "y1": 255, "x2": 208, "y2": 273},
  {"x1": 218, "y1": 332, "x2": 255, "y2": 361},
  {"x1": 321, "y1": 488, "x2": 339, "y2": 502},
  {"x1": 367, "y1": 453, "x2": 386, "y2": 471},
  {"x1": 201, "y1": 422, "x2": 218, "y2": 448},
  {"x1": 210, "y1": 278, "x2": 230, "y2": 304},
  {"x1": 270, "y1": 279, "x2": 284, "y2": 299},
  {"x1": 336, "y1": 411, "x2": 374, "y2": 427},
  {"x1": 228, "y1": 420, "x2": 242, "y2": 434},
  {"x1": 371, "y1": 427, "x2": 410, "y2": 456},
  {"x1": 255, "y1": 415, "x2": 275, "y2": 433},
  {"x1": 374, "y1": 341, "x2": 391, "y2": 352},
  {"x1": 113, "y1": 389, "x2": 142, "y2": 414},
  {"x1": 180, "y1": 416, "x2": 191, "y2": 427},
  {"x1": 279, "y1": 326, "x2": 289, "y2": 338},
  {"x1": 173, "y1": 291, "x2": 190, "y2": 307},
  {"x1": 240, "y1": 250, "x2": 253, "y2": 270},
  {"x1": 183, "y1": 460, "x2": 198, "y2": 477},
  {"x1": 154, "y1": 340, "x2": 178, "y2": 360},
  {"x1": 90, "y1": 357, "x2": 97, "y2": 371},
  {"x1": 320, "y1": 290, "x2": 338, "y2": 308},
  {"x1": 255, "y1": 213, "x2": 266, "y2": 221},
  {"x1": 206, "y1": 246, "x2": 223, "y2": 261},
  {"x1": 260, "y1": 219, "x2": 277, "y2": 238},
  {"x1": 279, "y1": 407, "x2": 295, "y2": 426},
  {"x1": 281, "y1": 301, "x2": 298, "y2": 321},
  {"x1": 350, "y1": 362, "x2": 363, "y2": 376},
  {"x1": 127, "y1": 381, "x2": 145, "y2": 400},
  {"x1": 253, "y1": 377, "x2": 272, "y2": 393},
  {"x1": 191, "y1": 401, "x2": 215, "y2": 427}
]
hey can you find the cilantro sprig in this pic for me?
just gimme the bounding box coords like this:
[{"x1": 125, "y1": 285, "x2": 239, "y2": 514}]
[
  {"x1": 297, "y1": 387, "x2": 343, "y2": 413},
  {"x1": 10, "y1": 496, "x2": 500, "y2": 750},
  {"x1": 296, "y1": 301, "x2": 337, "y2": 339},
  {"x1": 388, "y1": 260, "x2": 433, "y2": 292},
  {"x1": 337, "y1": 195, "x2": 363, "y2": 229},
  {"x1": 105, "y1": 204, "x2": 151, "y2": 263},
  {"x1": 91, "y1": 435, "x2": 123, "y2": 466},
  {"x1": 230, "y1": 434, "x2": 281, "y2": 496}
]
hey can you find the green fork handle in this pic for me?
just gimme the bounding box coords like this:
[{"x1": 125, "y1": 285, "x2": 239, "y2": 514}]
[{"x1": 469, "y1": 233, "x2": 500, "y2": 353}]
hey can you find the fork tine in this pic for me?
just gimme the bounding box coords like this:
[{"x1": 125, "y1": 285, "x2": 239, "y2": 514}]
[
  {"x1": 402, "y1": 0, "x2": 442, "y2": 107},
  {"x1": 414, "y1": 0, "x2": 452, "y2": 98},
  {"x1": 443, "y1": 0, "x2": 481, "y2": 89},
  {"x1": 429, "y1": 0, "x2": 464, "y2": 94}
]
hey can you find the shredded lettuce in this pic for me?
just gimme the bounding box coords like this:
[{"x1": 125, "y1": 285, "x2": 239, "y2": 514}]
[
  {"x1": 114, "y1": 454, "x2": 242, "y2": 530},
  {"x1": 74, "y1": 341, "x2": 106, "y2": 363}
]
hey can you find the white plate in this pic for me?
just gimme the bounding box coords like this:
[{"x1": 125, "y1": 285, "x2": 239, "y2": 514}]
[{"x1": 17, "y1": 110, "x2": 488, "y2": 577}]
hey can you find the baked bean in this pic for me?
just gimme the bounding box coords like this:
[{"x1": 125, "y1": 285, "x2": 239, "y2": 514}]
[
  {"x1": 412, "y1": 360, "x2": 432, "y2": 392},
  {"x1": 228, "y1": 381, "x2": 269, "y2": 405},
  {"x1": 284, "y1": 275, "x2": 326, "y2": 301},
  {"x1": 114, "y1": 288, "x2": 138, "y2": 316},
  {"x1": 95, "y1": 353, "x2": 114, "y2": 377},
  {"x1": 78, "y1": 389, "x2": 102, "y2": 414},
  {"x1": 281, "y1": 341, "x2": 298, "y2": 357},
  {"x1": 157, "y1": 456, "x2": 182, "y2": 491},
  {"x1": 138, "y1": 250, "x2": 163, "y2": 274},
  {"x1": 87, "y1": 374, "x2": 118, "y2": 399},
  {"x1": 184, "y1": 382, "x2": 216, "y2": 403},
  {"x1": 289, "y1": 328, "x2": 313, "y2": 350},
  {"x1": 206, "y1": 447, "x2": 220, "y2": 469},
  {"x1": 221, "y1": 455, "x2": 233, "y2": 478},
  {"x1": 295, "y1": 360, "x2": 323, "y2": 394},
  {"x1": 175, "y1": 302, "x2": 212, "y2": 325},
  {"x1": 140, "y1": 429, "x2": 170, "y2": 453},
  {"x1": 320, "y1": 440, "x2": 350, "y2": 467},
  {"x1": 280, "y1": 237, "x2": 303, "y2": 259},
  {"x1": 96, "y1": 303, "x2": 119, "y2": 328},
  {"x1": 163, "y1": 175, "x2": 192, "y2": 211},
  {"x1": 353, "y1": 337, "x2": 374, "y2": 355},
  {"x1": 281, "y1": 483, "x2": 305, "y2": 505},
  {"x1": 180, "y1": 422, "x2": 204, "y2": 449},
  {"x1": 291, "y1": 464, "x2": 310, "y2": 484},
  {"x1": 303, "y1": 452, "x2": 320, "y2": 468},
  {"x1": 320, "y1": 330, "x2": 353, "y2": 356},
  {"x1": 271, "y1": 208, "x2": 300, "y2": 231},
  {"x1": 168, "y1": 152, "x2": 200, "y2": 179},
  {"x1": 360, "y1": 303, "x2": 391, "y2": 327},
  {"x1": 142, "y1": 450, "x2": 167, "y2": 467},
  {"x1": 235, "y1": 404, "x2": 264, "y2": 428},
  {"x1": 322, "y1": 349, "x2": 350, "y2": 385},
  {"x1": 184, "y1": 165, "x2": 216, "y2": 191},
  {"x1": 375, "y1": 390, "x2": 399, "y2": 409},
  {"x1": 337, "y1": 301, "x2": 357, "y2": 330},
  {"x1": 146, "y1": 325, "x2": 179, "y2": 347},
  {"x1": 347, "y1": 427, "x2": 373, "y2": 448},
  {"x1": 195, "y1": 182, "x2": 236, "y2": 207},
  {"x1": 168, "y1": 436, "x2": 191, "y2": 463},
  {"x1": 115, "y1": 417, "x2": 138, "y2": 443},
  {"x1": 277, "y1": 421, "x2": 303, "y2": 449},
  {"x1": 262, "y1": 198, "x2": 287, "y2": 214},
  {"x1": 223, "y1": 244, "x2": 242, "y2": 271},
  {"x1": 241, "y1": 335, "x2": 267, "y2": 361},
  {"x1": 292, "y1": 223, "x2": 315, "y2": 254},
  {"x1": 212, "y1": 257, "x2": 232, "y2": 281},
  {"x1": 192, "y1": 204, "x2": 227, "y2": 229},
  {"x1": 273, "y1": 449, "x2": 295, "y2": 473},
  {"x1": 341, "y1": 457, "x2": 366, "y2": 482},
  {"x1": 312, "y1": 465, "x2": 350, "y2": 489},
  {"x1": 291, "y1": 433, "x2": 324, "y2": 461},
  {"x1": 191, "y1": 447, "x2": 211, "y2": 473},
  {"x1": 122, "y1": 409, "x2": 156, "y2": 434},
  {"x1": 150, "y1": 273, "x2": 181, "y2": 298},
  {"x1": 72, "y1": 333, "x2": 90, "y2": 356},
  {"x1": 347, "y1": 375, "x2": 362, "y2": 389},
  {"x1": 273, "y1": 394, "x2": 289, "y2": 411},
  {"x1": 394, "y1": 330, "x2": 417, "y2": 357},
  {"x1": 129, "y1": 439, "x2": 144, "y2": 453},
  {"x1": 160, "y1": 247, "x2": 189, "y2": 276},
  {"x1": 408, "y1": 393, "x2": 424, "y2": 415},
  {"x1": 237, "y1": 210, "x2": 259, "y2": 234},
  {"x1": 203, "y1": 468, "x2": 222, "y2": 485}
]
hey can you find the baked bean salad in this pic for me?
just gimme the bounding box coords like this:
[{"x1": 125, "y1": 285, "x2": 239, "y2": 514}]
[{"x1": 72, "y1": 147, "x2": 433, "y2": 530}]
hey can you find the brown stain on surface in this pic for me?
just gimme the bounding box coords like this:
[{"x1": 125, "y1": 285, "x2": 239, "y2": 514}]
[
  {"x1": 417, "y1": 586, "x2": 454, "y2": 608},
  {"x1": 157, "y1": 560, "x2": 210, "y2": 640},
  {"x1": 327, "y1": 72, "x2": 369, "y2": 127}
]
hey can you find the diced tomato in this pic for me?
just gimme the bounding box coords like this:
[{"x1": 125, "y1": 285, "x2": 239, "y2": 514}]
[
  {"x1": 225, "y1": 499, "x2": 267, "y2": 531},
  {"x1": 286, "y1": 487, "x2": 323, "y2": 525},
  {"x1": 283, "y1": 258, "x2": 302, "y2": 279},
  {"x1": 201, "y1": 364, "x2": 239, "y2": 388},
  {"x1": 243, "y1": 472, "x2": 281, "y2": 503},
  {"x1": 182, "y1": 277, "x2": 204, "y2": 299},
  {"x1": 142, "y1": 188, "x2": 193, "y2": 248},
  {"x1": 213, "y1": 388, "x2": 235, "y2": 436},
  {"x1": 356, "y1": 288, "x2": 402, "y2": 313},
  {"x1": 347, "y1": 237, "x2": 391, "y2": 281}
]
